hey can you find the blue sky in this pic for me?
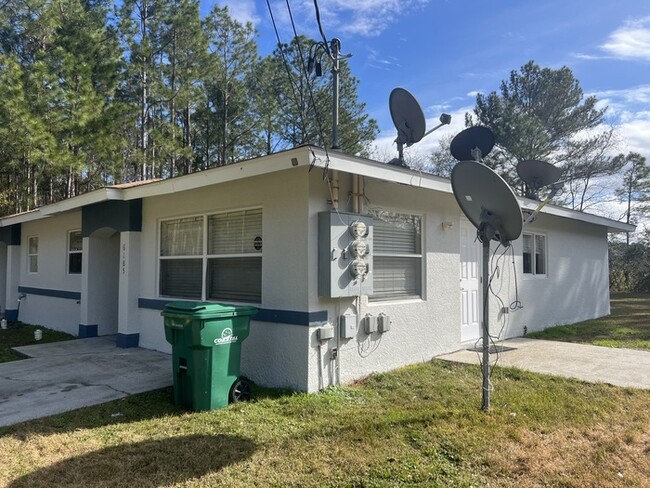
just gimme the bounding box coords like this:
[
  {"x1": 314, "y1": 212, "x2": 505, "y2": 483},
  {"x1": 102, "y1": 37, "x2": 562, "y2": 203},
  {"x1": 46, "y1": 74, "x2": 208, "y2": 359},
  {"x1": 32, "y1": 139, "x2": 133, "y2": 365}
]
[{"x1": 209, "y1": 0, "x2": 650, "y2": 163}]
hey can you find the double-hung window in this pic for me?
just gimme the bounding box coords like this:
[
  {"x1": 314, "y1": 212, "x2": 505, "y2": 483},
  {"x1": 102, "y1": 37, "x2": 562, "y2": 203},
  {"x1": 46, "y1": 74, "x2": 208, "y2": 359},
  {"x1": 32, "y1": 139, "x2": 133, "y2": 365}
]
[
  {"x1": 522, "y1": 232, "x2": 547, "y2": 276},
  {"x1": 28, "y1": 236, "x2": 39, "y2": 273},
  {"x1": 159, "y1": 209, "x2": 263, "y2": 303},
  {"x1": 68, "y1": 230, "x2": 83, "y2": 274},
  {"x1": 370, "y1": 211, "x2": 422, "y2": 301}
]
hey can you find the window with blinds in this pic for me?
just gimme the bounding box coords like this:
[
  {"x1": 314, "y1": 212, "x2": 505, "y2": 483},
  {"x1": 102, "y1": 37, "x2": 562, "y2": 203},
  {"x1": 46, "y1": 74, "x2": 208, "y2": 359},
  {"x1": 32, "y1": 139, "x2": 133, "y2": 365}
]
[
  {"x1": 159, "y1": 209, "x2": 263, "y2": 302},
  {"x1": 522, "y1": 232, "x2": 547, "y2": 277},
  {"x1": 370, "y1": 211, "x2": 422, "y2": 301},
  {"x1": 208, "y1": 209, "x2": 262, "y2": 302}
]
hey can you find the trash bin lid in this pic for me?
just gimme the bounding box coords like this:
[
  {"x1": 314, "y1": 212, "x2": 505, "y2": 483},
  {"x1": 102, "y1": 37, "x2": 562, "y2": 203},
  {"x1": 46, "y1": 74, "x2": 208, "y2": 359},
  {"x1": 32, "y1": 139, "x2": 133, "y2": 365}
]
[{"x1": 162, "y1": 301, "x2": 258, "y2": 318}]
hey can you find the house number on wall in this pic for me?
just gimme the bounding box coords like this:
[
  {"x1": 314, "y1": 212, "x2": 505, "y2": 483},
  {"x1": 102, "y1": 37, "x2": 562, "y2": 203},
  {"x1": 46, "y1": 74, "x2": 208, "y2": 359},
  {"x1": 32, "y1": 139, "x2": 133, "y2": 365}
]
[{"x1": 122, "y1": 243, "x2": 126, "y2": 275}]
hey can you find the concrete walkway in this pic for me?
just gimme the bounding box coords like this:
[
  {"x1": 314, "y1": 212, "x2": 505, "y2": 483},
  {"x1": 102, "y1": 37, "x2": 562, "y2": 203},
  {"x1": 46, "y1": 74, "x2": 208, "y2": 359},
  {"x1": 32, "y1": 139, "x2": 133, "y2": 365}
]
[
  {"x1": 438, "y1": 338, "x2": 650, "y2": 389},
  {"x1": 0, "y1": 336, "x2": 171, "y2": 427}
]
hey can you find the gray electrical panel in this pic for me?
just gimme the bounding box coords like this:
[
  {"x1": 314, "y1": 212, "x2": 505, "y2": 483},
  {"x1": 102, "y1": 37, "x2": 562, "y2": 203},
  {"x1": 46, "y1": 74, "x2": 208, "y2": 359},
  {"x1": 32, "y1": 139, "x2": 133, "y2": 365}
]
[{"x1": 318, "y1": 211, "x2": 373, "y2": 297}]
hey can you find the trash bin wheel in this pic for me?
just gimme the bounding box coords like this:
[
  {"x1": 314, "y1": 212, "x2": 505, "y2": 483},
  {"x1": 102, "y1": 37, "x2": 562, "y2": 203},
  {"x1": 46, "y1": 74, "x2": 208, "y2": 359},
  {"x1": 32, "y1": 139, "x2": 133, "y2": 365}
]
[{"x1": 229, "y1": 377, "x2": 252, "y2": 403}]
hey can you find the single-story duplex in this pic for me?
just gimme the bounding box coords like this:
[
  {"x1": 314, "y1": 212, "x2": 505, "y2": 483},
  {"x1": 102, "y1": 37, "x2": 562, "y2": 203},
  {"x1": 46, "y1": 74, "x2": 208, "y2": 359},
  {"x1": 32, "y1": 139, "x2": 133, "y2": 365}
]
[{"x1": 0, "y1": 146, "x2": 635, "y2": 391}]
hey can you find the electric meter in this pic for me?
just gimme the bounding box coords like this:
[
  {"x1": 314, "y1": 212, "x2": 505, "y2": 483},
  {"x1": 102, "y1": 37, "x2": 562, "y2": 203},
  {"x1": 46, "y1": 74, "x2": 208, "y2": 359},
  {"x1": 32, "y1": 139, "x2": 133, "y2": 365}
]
[
  {"x1": 350, "y1": 239, "x2": 368, "y2": 258},
  {"x1": 349, "y1": 220, "x2": 367, "y2": 238},
  {"x1": 350, "y1": 259, "x2": 368, "y2": 277}
]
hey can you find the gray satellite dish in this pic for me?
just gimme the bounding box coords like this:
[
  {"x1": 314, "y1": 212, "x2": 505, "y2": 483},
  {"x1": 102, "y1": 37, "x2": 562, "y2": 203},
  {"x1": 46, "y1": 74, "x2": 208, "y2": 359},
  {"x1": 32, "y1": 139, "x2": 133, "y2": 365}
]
[
  {"x1": 451, "y1": 160, "x2": 523, "y2": 412},
  {"x1": 388, "y1": 88, "x2": 451, "y2": 167},
  {"x1": 517, "y1": 159, "x2": 562, "y2": 200},
  {"x1": 390, "y1": 88, "x2": 426, "y2": 146},
  {"x1": 450, "y1": 127, "x2": 495, "y2": 162},
  {"x1": 452, "y1": 161, "x2": 522, "y2": 246}
]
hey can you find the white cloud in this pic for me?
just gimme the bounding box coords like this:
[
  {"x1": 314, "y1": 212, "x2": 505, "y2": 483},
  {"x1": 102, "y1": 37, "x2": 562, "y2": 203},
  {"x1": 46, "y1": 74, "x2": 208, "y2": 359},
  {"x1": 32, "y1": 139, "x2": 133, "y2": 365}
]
[
  {"x1": 271, "y1": 0, "x2": 430, "y2": 38},
  {"x1": 601, "y1": 17, "x2": 650, "y2": 61},
  {"x1": 587, "y1": 85, "x2": 650, "y2": 156},
  {"x1": 218, "y1": 0, "x2": 261, "y2": 26}
]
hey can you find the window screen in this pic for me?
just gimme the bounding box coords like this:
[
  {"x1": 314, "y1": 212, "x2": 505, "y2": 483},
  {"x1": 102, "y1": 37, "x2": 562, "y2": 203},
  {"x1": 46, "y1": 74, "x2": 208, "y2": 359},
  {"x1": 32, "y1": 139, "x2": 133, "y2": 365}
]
[{"x1": 370, "y1": 211, "x2": 422, "y2": 301}]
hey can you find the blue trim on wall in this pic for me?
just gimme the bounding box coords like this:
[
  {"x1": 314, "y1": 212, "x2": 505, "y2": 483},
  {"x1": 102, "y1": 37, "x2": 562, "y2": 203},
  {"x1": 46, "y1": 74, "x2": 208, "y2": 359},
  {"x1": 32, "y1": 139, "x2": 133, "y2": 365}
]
[
  {"x1": 79, "y1": 324, "x2": 98, "y2": 338},
  {"x1": 116, "y1": 333, "x2": 140, "y2": 348},
  {"x1": 138, "y1": 298, "x2": 327, "y2": 326},
  {"x1": 139, "y1": 298, "x2": 171, "y2": 310},
  {"x1": 5, "y1": 309, "x2": 18, "y2": 321},
  {"x1": 18, "y1": 286, "x2": 81, "y2": 301},
  {"x1": 254, "y1": 309, "x2": 328, "y2": 326},
  {"x1": 0, "y1": 224, "x2": 21, "y2": 246}
]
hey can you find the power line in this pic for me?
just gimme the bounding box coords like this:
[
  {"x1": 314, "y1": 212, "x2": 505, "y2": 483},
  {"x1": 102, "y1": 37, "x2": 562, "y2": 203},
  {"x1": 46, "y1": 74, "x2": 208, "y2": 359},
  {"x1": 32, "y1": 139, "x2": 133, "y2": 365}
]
[
  {"x1": 312, "y1": 0, "x2": 330, "y2": 53},
  {"x1": 265, "y1": 0, "x2": 307, "y2": 140}
]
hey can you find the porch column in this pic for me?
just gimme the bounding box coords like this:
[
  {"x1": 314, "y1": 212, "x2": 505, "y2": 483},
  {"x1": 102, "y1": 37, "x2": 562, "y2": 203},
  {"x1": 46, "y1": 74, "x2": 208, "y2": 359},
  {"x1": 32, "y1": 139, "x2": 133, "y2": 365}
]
[
  {"x1": 79, "y1": 233, "x2": 120, "y2": 338},
  {"x1": 4, "y1": 244, "x2": 21, "y2": 321},
  {"x1": 117, "y1": 231, "x2": 141, "y2": 348}
]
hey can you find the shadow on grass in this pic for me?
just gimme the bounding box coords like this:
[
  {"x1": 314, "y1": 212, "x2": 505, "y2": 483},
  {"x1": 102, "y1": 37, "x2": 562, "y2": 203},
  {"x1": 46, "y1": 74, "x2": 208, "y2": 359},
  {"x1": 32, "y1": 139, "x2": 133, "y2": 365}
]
[
  {"x1": 2, "y1": 384, "x2": 297, "y2": 440},
  {"x1": 8, "y1": 433, "x2": 256, "y2": 487}
]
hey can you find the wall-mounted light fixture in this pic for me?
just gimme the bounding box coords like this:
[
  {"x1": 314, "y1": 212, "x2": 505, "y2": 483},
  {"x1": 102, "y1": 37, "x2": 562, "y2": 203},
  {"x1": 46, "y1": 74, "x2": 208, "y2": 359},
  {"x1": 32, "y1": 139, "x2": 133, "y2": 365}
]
[{"x1": 442, "y1": 221, "x2": 454, "y2": 231}]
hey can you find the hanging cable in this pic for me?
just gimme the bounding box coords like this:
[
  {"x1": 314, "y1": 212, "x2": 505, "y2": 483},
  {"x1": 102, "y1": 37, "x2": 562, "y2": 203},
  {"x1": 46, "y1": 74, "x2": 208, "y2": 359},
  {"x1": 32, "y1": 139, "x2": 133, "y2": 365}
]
[
  {"x1": 285, "y1": 0, "x2": 331, "y2": 175},
  {"x1": 265, "y1": 0, "x2": 308, "y2": 142},
  {"x1": 313, "y1": 0, "x2": 330, "y2": 53}
]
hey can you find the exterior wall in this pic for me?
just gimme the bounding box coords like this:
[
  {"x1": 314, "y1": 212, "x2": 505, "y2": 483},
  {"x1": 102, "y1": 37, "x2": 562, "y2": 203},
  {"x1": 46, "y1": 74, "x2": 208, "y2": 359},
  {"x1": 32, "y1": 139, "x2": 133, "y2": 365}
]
[
  {"x1": 0, "y1": 157, "x2": 615, "y2": 394},
  {"x1": 306, "y1": 172, "x2": 463, "y2": 391},
  {"x1": 137, "y1": 167, "x2": 313, "y2": 391},
  {"x1": 18, "y1": 212, "x2": 82, "y2": 332},
  {"x1": 507, "y1": 214, "x2": 610, "y2": 336}
]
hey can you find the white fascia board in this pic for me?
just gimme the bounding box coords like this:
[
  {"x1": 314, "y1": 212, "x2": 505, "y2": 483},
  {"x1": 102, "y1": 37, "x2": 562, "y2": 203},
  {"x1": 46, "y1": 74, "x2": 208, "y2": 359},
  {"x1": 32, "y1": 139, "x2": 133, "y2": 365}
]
[
  {"x1": 39, "y1": 188, "x2": 124, "y2": 216},
  {"x1": 0, "y1": 209, "x2": 46, "y2": 226},
  {"x1": 519, "y1": 199, "x2": 635, "y2": 233},
  {"x1": 308, "y1": 147, "x2": 634, "y2": 234},
  {"x1": 123, "y1": 147, "x2": 313, "y2": 200},
  {"x1": 308, "y1": 147, "x2": 452, "y2": 194}
]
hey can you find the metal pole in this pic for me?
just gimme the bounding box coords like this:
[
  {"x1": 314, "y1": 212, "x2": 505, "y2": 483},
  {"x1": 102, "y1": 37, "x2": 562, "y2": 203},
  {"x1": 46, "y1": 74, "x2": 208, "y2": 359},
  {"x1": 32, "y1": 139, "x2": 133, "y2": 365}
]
[
  {"x1": 482, "y1": 238, "x2": 491, "y2": 411},
  {"x1": 330, "y1": 38, "x2": 340, "y2": 150}
]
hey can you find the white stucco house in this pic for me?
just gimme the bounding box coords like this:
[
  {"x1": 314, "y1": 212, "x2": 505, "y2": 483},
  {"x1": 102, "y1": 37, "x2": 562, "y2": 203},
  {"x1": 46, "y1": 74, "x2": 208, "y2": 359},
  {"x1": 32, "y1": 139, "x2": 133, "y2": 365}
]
[{"x1": 0, "y1": 146, "x2": 634, "y2": 391}]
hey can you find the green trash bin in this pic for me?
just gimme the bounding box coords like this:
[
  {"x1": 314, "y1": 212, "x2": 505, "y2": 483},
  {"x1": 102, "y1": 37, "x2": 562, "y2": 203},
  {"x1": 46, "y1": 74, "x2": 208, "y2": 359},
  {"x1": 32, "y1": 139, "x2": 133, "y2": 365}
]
[{"x1": 162, "y1": 301, "x2": 258, "y2": 411}]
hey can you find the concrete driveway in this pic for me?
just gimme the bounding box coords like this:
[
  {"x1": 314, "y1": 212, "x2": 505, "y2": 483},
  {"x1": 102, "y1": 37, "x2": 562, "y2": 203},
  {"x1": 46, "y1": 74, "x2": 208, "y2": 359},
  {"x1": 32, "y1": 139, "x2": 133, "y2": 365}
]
[
  {"x1": 438, "y1": 338, "x2": 650, "y2": 389},
  {"x1": 0, "y1": 336, "x2": 172, "y2": 428}
]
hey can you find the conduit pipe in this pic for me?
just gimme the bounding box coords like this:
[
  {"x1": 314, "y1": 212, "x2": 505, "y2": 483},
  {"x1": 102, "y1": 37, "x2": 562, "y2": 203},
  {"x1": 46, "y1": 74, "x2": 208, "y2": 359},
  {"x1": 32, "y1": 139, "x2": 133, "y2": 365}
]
[{"x1": 330, "y1": 170, "x2": 339, "y2": 211}]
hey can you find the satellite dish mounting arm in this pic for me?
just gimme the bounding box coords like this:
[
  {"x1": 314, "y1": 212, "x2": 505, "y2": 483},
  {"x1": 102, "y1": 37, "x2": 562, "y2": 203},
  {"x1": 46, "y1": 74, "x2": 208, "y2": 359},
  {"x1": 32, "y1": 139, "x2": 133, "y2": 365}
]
[{"x1": 523, "y1": 181, "x2": 564, "y2": 226}]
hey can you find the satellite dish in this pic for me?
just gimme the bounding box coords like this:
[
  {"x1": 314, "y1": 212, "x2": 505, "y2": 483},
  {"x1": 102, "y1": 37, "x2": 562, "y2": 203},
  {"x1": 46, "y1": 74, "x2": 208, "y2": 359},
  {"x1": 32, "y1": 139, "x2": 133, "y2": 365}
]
[
  {"x1": 451, "y1": 160, "x2": 522, "y2": 246},
  {"x1": 387, "y1": 88, "x2": 451, "y2": 167},
  {"x1": 517, "y1": 160, "x2": 562, "y2": 200},
  {"x1": 451, "y1": 160, "x2": 522, "y2": 412},
  {"x1": 389, "y1": 88, "x2": 426, "y2": 146},
  {"x1": 450, "y1": 127, "x2": 495, "y2": 162}
]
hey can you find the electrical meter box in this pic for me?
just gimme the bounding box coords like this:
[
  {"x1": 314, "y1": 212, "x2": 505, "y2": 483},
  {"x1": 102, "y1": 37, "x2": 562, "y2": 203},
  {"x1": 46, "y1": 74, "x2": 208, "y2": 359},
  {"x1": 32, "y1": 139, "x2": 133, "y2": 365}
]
[{"x1": 318, "y1": 211, "x2": 373, "y2": 297}]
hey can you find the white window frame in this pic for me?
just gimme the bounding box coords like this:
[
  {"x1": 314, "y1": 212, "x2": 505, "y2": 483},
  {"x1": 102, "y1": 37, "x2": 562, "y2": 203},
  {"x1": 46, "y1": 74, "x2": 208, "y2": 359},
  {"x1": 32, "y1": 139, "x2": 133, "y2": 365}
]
[
  {"x1": 158, "y1": 207, "x2": 263, "y2": 303},
  {"x1": 67, "y1": 230, "x2": 83, "y2": 275},
  {"x1": 369, "y1": 210, "x2": 423, "y2": 302},
  {"x1": 522, "y1": 232, "x2": 547, "y2": 278},
  {"x1": 27, "y1": 235, "x2": 39, "y2": 273}
]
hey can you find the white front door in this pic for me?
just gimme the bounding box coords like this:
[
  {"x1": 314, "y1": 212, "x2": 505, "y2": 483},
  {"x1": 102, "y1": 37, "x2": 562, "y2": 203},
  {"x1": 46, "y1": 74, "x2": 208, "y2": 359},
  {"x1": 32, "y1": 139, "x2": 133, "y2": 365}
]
[{"x1": 460, "y1": 219, "x2": 481, "y2": 342}]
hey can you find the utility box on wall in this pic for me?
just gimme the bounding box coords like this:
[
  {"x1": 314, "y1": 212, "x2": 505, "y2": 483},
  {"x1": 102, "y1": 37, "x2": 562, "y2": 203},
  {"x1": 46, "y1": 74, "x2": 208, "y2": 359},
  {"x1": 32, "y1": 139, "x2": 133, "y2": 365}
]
[{"x1": 318, "y1": 211, "x2": 373, "y2": 297}]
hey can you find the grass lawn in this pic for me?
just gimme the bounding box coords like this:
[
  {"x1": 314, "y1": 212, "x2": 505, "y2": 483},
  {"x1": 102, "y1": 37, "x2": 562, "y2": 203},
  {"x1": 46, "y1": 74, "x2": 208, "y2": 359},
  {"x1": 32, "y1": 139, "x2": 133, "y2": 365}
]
[
  {"x1": 0, "y1": 322, "x2": 74, "y2": 362},
  {"x1": 1, "y1": 360, "x2": 649, "y2": 487},
  {"x1": 528, "y1": 293, "x2": 650, "y2": 351}
]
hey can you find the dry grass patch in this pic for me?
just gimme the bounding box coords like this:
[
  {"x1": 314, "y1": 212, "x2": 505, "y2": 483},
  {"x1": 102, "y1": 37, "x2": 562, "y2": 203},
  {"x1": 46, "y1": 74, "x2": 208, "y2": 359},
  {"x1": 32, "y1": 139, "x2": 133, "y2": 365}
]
[{"x1": 1, "y1": 362, "x2": 649, "y2": 487}]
